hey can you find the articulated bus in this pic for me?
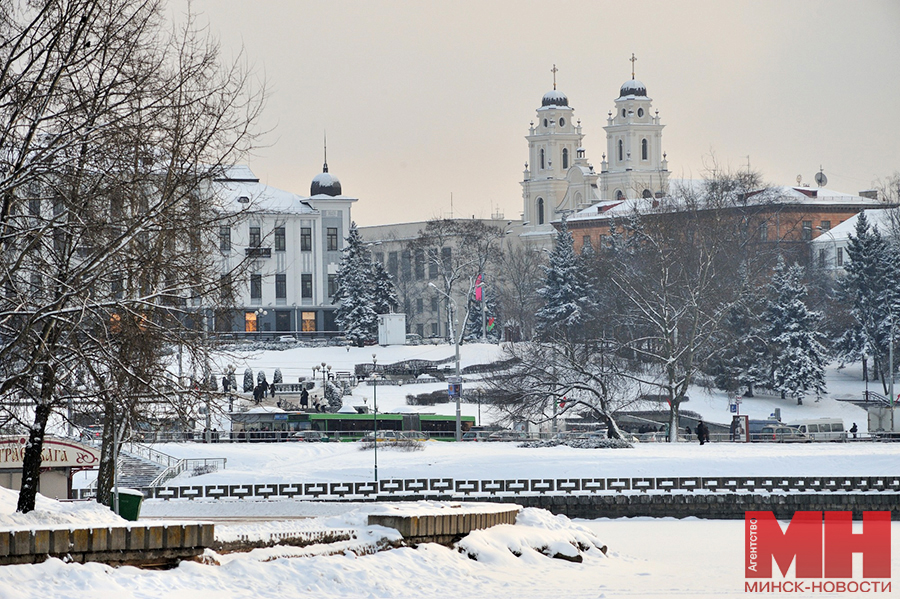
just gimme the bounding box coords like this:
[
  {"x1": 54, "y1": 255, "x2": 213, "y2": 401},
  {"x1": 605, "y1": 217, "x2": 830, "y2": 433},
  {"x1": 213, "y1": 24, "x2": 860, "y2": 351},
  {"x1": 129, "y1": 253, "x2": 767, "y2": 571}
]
[{"x1": 229, "y1": 410, "x2": 475, "y2": 442}]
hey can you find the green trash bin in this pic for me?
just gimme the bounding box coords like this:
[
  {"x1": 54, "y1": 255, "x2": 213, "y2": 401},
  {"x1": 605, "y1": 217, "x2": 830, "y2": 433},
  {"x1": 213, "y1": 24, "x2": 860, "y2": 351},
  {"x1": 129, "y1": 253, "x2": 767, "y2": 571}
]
[{"x1": 112, "y1": 488, "x2": 144, "y2": 521}]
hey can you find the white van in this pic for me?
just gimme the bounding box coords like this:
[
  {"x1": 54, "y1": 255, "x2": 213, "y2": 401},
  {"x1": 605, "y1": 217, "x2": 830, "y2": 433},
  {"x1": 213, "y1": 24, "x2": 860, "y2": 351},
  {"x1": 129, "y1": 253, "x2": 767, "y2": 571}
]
[{"x1": 786, "y1": 418, "x2": 846, "y2": 442}]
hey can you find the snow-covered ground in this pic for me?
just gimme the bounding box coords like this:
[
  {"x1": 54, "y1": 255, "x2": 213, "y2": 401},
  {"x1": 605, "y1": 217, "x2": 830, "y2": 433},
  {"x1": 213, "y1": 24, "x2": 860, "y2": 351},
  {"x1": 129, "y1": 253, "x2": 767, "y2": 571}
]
[{"x1": 3, "y1": 343, "x2": 898, "y2": 597}]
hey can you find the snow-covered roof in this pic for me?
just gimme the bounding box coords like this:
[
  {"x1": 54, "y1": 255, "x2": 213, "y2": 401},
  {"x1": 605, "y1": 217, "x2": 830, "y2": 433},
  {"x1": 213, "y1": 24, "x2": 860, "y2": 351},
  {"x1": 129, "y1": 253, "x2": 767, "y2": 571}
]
[
  {"x1": 810, "y1": 208, "x2": 899, "y2": 244},
  {"x1": 618, "y1": 79, "x2": 648, "y2": 99},
  {"x1": 568, "y1": 180, "x2": 886, "y2": 224},
  {"x1": 540, "y1": 90, "x2": 569, "y2": 108},
  {"x1": 215, "y1": 173, "x2": 316, "y2": 215}
]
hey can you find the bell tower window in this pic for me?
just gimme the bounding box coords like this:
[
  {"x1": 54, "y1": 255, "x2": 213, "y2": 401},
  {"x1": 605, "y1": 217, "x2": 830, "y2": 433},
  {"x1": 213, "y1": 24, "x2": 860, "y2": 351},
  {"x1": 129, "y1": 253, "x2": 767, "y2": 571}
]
[
  {"x1": 540, "y1": 149, "x2": 545, "y2": 170},
  {"x1": 641, "y1": 139, "x2": 648, "y2": 160},
  {"x1": 617, "y1": 140, "x2": 623, "y2": 162},
  {"x1": 537, "y1": 198, "x2": 545, "y2": 225},
  {"x1": 562, "y1": 148, "x2": 569, "y2": 169}
]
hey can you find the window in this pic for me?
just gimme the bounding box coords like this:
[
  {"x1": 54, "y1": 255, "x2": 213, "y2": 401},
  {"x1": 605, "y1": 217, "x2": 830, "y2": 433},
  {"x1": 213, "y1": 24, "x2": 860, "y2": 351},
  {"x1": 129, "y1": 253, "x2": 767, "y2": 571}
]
[
  {"x1": 818, "y1": 249, "x2": 826, "y2": 268},
  {"x1": 641, "y1": 138, "x2": 648, "y2": 160},
  {"x1": 387, "y1": 251, "x2": 398, "y2": 276},
  {"x1": 401, "y1": 250, "x2": 411, "y2": 280},
  {"x1": 582, "y1": 235, "x2": 592, "y2": 251},
  {"x1": 244, "y1": 311, "x2": 258, "y2": 332},
  {"x1": 440, "y1": 247, "x2": 452, "y2": 269},
  {"x1": 220, "y1": 273, "x2": 232, "y2": 301},
  {"x1": 274, "y1": 227, "x2": 285, "y2": 251},
  {"x1": 642, "y1": 189, "x2": 652, "y2": 199},
  {"x1": 28, "y1": 198, "x2": 40, "y2": 217},
  {"x1": 249, "y1": 226, "x2": 261, "y2": 248},
  {"x1": 540, "y1": 148, "x2": 545, "y2": 169},
  {"x1": 428, "y1": 249, "x2": 439, "y2": 278},
  {"x1": 416, "y1": 298, "x2": 424, "y2": 314},
  {"x1": 250, "y1": 274, "x2": 262, "y2": 300},
  {"x1": 618, "y1": 139, "x2": 623, "y2": 161},
  {"x1": 537, "y1": 198, "x2": 545, "y2": 225},
  {"x1": 758, "y1": 222, "x2": 768, "y2": 241},
  {"x1": 275, "y1": 273, "x2": 286, "y2": 299},
  {"x1": 562, "y1": 148, "x2": 569, "y2": 169},
  {"x1": 275, "y1": 311, "x2": 290, "y2": 332},
  {"x1": 837, "y1": 247, "x2": 844, "y2": 267},
  {"x1": 431, "y1": 322, "x2": 439, "y2": 337},
  {"x1": 219, "y1": 226, "x2": 231, "y2": 251},
  {"x1": 819, "y1": 220, "x2": 831, "y2": 231},
  {"x1": 802, "y1": 221, "x2": 813, "y2": 241},
  {"x1": 414, "y1": 249, "x2": 425, "y2": 280},
  {"x1": 328, "y1": 274, "x2": 338, "y2": 297},
  {"x1": 326, "y1": 227, "x2": 338, "y2": 251},
  {"x1": 301, "y1": 274, "x2": 312, "y2": 298},
  {"x1": 301, "y1": 311, "x2": 316, "y2": 332},
  {"x1": 374, "y1": 252, "x2": 384, "y2": 265},
  {"x1": 301, "y1": 227, "x2": 312, "y2": 251},
  {"x1": 416, "y1": 323, "x2": 424, "y2": 337},
  {"x1": 615, "y1": 190, "x2": 625, "y2": 201},
  {"x1": 431, "y1": 296, "x2": 438, "y2": 312}
]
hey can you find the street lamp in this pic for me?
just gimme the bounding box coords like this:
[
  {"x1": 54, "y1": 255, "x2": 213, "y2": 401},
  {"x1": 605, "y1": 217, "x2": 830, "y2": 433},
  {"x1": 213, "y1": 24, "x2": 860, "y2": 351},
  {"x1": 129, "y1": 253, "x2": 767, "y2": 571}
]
[
  {"x1": 478, "y1": 227, "x2": 513, "y2": 343},
  {"x1": 254, "y1": 308, "x2": 267, "y2": 336},
  {"x1": 372, "y1": 354, "x2": 378, "y2": 482},
  {"x1": 429, "y1": 282, "x2": 462, "y2": 441}
]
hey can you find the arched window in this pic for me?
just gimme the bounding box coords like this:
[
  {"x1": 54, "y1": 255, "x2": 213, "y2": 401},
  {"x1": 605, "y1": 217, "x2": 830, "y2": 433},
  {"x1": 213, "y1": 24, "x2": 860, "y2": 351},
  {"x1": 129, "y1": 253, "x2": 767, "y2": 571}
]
[
  {"x1": 617, "y1": 140, "x2": 623, "y2": 162},
  {"x1": 642, "y1": 189, "x2": 652, "y2": 199},
  {"x1": 615, "y1": 190, "x2": 625, "y2": 201},
  {"x1": 540, "y1": 149, "x2": 545, "y2": 170},
  {"x1": 537, "y1": 198, "x2": 545, "y2": 225},
  {"x1": 562, "y1": 148, "x2": 569, "y2": 169},
  {"x1": 641, "y1": 139, "x2": 648, "y2": 160}
]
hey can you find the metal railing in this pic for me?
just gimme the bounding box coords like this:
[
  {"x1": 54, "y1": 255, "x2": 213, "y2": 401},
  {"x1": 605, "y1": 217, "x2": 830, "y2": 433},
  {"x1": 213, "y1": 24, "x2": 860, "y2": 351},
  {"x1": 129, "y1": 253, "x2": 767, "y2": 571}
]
[{"x1": 76, "y1": 474, "x2": 900, "y2": 501}]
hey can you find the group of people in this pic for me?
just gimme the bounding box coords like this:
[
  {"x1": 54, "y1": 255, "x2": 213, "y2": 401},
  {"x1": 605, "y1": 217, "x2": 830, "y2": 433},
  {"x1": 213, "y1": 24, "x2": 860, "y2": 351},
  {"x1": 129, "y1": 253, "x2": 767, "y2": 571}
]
[{"x1": 252, "y1": 380, "x2": 272, "y2": 404}]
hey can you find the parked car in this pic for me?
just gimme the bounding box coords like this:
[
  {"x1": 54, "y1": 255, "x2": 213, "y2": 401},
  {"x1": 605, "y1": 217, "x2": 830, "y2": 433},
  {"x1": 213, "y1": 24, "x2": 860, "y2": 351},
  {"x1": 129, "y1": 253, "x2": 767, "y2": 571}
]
[
  {"x1": 758, "y1": 425, "x2": 812, "y2": 443},
  {"x1": 289, "y1": 430, "x2": 330, "y2": 442},
  {"x1": 405, "y1": 333, "x2": 423, "y2": 345},
  {"x1": 79, "y1": 425, "x2": 103, "y2": 442},
  {"x1": 359, "y1": 431, "x2": 400, "y2": 442},
  {"x1": 462, "y1": 431, "x2": 491, "y2": 442},
  {"x1": 786, "y1": 418, "x2": 846, "y2": 442},
  {"x1": 487, "y1": 430, "x2": 529, "y2": 442}
]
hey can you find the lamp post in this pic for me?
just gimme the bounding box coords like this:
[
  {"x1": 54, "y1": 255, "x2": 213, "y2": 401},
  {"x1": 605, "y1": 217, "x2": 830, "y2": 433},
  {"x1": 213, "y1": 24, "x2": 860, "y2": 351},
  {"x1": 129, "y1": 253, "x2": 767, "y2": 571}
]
[
  {"x1": 478, "y1": 225, "x2": 513, "y2": 343},
  {"x1": 254, "y1": 308, "x2": 267, "y2": 336},
  {"x1": 429, "y1": 282, "x2": 462, "y2": 441},
  {"x1": 372, "y1": 354, "x2": 378, "y2": 482}
]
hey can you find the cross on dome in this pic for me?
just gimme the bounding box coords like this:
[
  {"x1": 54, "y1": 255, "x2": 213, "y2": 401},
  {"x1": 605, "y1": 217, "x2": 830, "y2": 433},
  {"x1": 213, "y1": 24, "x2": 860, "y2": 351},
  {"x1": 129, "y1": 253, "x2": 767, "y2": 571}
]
[
  {"x1": 630, "y1": 53, "x2": 637, "y2": 79},
  {"x1": 551, "y1": 64, "x2": 558, "y2": 90}
]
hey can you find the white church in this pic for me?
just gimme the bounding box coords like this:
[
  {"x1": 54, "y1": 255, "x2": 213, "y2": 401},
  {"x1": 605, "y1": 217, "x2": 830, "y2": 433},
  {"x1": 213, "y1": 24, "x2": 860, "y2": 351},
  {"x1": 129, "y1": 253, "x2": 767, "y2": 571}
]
[{"x1": 521, "y1": 63, "x2": 670, "y2": 245}]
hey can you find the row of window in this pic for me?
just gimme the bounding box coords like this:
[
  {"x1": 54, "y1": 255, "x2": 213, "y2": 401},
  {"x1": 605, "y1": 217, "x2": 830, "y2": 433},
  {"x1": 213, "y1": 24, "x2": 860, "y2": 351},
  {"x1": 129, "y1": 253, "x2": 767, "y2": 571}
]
[
  {"x1": 538, "y1": 148, "x2": 570, "y2": 170},
  {"x1": 374, "y1": 247, "x2": 452, "y2": 281},
  {"x1": 219, "y1": 226, "x2": 339, "y2": 252},
  {"x1": 244, "y1": 310, "x2": 317, "y2": 332},
  {"x1": 247, "y1": 273, "x2": 338, "y2": 300},
  {"x1": 616, "y1": 138, "x2": 650, "y2": 162}
]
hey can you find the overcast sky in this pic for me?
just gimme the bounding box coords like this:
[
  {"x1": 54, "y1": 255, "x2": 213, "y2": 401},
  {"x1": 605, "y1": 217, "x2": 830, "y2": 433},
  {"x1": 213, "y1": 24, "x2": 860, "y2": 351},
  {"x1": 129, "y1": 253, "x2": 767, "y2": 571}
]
[{"x1": 170, "y1": 0, "x2": 900, "y2": 226}]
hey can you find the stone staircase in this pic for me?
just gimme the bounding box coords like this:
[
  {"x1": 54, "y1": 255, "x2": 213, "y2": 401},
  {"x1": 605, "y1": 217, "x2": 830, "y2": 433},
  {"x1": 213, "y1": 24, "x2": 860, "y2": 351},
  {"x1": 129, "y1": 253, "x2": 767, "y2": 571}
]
[{"x1": 116, "y1": 452, "x2": 166, "y2": 488}]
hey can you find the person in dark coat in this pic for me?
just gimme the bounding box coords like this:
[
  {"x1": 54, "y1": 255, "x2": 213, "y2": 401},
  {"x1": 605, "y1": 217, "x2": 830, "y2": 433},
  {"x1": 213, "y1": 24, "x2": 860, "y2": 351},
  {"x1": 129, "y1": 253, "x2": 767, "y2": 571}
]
[
  {"x1": 300, "y1": 387, "x2": 309, "y2": 409},
  {"x1": 696, "y1": 420, "x2": 710, "y2": 445},
  {"x1": 850, "y1": 423, "x2": 858, "y2": 439}
]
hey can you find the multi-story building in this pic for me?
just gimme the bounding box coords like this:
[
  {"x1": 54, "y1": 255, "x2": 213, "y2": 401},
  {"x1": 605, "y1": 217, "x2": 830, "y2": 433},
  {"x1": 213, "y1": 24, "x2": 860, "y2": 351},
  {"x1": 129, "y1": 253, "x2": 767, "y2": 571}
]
[{"x1": 213, "y1": 162, "x2": 355, "y2": 335}]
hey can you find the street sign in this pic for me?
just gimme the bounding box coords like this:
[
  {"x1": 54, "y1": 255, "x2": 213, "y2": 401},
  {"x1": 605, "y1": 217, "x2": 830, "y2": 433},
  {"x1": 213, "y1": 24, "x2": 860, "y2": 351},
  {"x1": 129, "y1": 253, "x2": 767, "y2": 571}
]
[
  {"x1": 447, "y1": 376, "x2": 462, "y2": 384},
  {"x1": 448, "y1": 383, "x2": 462, "y2": 397}
]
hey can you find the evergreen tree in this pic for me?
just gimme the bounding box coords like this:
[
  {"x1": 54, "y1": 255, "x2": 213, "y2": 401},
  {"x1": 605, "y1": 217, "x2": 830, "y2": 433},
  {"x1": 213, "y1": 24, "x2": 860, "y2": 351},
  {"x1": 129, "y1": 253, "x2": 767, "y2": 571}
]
[
  {"x1": 334, "y1": 222, "x2": 379, "y2": 345},
  {"x1": 243, "y1": 368, "x2": 254, "y2": 393},
  {"x1": 836, "y1": 212, "x2": 898, "y2": 392},
  {"x1": 464, "y1": 293, "x2": 501, "y2": 342},
  {"x1": 534, "y1": 217, "x2": 594, "y2": 340},
  {"x1": 273, "y1": 368, "x2": 283, "y2": 384},
  {"x1": 372, "y1": 261, "x2": 399, "y2": 315},
  {"x1": 324, "y1": 381, "x2": 343, "y2": 412},
  {"x1": 765, "y1": 257, "x2": 828, "y2": 404},
  {"x1": 257, "y1": 370, "x2": 267, "y2": 386}
]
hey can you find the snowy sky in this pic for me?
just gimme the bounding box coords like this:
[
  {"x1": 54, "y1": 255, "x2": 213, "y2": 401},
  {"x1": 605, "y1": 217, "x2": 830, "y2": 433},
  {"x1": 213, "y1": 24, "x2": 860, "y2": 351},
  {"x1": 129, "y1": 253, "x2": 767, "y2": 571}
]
[{"x1": 169, "y1": 0, "x2": 900, "y2": 225}]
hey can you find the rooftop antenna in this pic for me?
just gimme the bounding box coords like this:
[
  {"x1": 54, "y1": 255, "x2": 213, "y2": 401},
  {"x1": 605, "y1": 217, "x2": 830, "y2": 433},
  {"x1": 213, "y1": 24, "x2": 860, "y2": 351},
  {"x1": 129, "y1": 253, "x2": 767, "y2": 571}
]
[
  {"x1": 323, "y1": 131, "x2": 329, "y2": 173},
  {"x1": 630, "y1": 53, "x2": 637, "y2": 79},
  {"x1": 814, "y1": 166, "x2": 828, "y2": 187},
  {"x1": 450, "y1": 192, "x2": 454, "y2": 219},
  {"x1": 551, "y1": 64, "x2": 558, "y2": 90}
]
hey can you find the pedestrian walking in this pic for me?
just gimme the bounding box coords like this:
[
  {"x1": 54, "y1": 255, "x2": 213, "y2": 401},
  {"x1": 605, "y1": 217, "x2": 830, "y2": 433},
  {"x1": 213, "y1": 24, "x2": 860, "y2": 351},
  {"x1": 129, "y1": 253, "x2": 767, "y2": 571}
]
[
  {"x1": 300, "y1": 387, "x2": 309, "y2": 409},
  {"x1": 696, "y1": 420, "x2": 710, "y2": 445},
  {"x1": 850, "y1": 422, "x2": 858, "y2": 439}
]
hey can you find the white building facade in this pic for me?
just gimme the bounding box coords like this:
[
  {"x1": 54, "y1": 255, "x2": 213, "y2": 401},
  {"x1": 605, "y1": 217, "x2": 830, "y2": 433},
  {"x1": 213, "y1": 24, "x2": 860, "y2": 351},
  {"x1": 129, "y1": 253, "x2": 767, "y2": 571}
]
[{"x1": 213, "y1": 164, "x2": 355, "y2": 335}]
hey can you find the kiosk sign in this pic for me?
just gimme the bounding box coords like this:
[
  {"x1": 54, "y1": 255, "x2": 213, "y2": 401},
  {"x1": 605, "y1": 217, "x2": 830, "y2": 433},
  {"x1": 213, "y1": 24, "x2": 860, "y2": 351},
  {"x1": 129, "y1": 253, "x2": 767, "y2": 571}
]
[{"x1": 0, "y1": 436, "x2": 100, "y2": 468}]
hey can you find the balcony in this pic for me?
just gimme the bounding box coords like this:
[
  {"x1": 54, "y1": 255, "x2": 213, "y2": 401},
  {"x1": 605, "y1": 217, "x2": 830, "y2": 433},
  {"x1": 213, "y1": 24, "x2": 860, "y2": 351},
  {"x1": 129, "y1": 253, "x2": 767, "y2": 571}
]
[{"x1": 244, "y1": 246, "x2": 272, "y2": 258}]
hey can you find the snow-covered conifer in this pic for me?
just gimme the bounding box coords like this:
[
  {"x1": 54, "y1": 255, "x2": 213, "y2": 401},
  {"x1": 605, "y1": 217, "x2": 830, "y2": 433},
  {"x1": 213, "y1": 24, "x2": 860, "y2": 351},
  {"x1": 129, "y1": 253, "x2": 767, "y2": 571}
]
[
  {"x1": 243, "y1": 368, "x2": 254, "y2": 393},
  {"x1": 334, "y1": 222, "x2": 379, "y2": 346},
  {"x1": 765, "y1": 257, "x2": 828, "y2": 404},
  {"x1": 534, "y1": 217, "x2": 594, "y2": 340}
]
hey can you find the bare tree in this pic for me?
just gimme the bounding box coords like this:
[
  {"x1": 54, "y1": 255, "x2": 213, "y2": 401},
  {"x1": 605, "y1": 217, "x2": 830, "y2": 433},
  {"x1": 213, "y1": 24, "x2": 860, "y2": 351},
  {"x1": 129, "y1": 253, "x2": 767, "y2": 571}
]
[{"x1": 0, "y1": 0, "x2": 263, "y2": 512}]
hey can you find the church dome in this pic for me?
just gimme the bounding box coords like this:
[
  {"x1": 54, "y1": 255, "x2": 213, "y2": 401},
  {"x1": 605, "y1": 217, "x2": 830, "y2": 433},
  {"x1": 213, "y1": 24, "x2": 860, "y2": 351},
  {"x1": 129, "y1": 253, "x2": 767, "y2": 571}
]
[
  {"x1": 310, "y1": 166, "x2": 342, "y2": 196},
  {"x1": 541, "y1": 90, "x2": 569, "y2": 107},
  {"x1": 618, "y1": 79, "x2": 647, "y2": 98}
]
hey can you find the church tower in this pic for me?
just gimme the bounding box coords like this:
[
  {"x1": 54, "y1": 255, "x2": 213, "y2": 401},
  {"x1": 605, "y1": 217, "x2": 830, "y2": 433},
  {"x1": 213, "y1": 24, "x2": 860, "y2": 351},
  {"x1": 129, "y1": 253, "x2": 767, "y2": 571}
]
[
  {"x1": 599, "y1": 56, "x2": 668, "y2": 201},
  {"x1": 521, "y1": 66, "x2": 593, "y2": 235}
]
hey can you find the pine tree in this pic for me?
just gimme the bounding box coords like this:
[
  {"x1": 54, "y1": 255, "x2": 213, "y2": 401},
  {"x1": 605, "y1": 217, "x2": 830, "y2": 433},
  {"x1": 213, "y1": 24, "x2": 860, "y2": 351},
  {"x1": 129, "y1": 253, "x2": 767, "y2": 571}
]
[
  {"x1": 765, "y1": 257, "x2": 828, "y2": 404},
  {"x1": 243, "y1": 368, "x2": 254, "y2": 393},
  {"x1": 534, "y1": 217, "x2": 594, "y2": 340},
  {"x1": 273, "y1": 368, "x2": 283, "y2": 384},
  {"x1": 837, "y1": 212, "x2": 897, "y2": 392},
  {"x1": 464, "y1": 293, "x2": 501, "y2": 342},
  {"x1": 372, "y1": 261, "x2": 399, "y2": 315},
  {"x1": 334, "y1": 222, "x2": 379, "y2": 346}
]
